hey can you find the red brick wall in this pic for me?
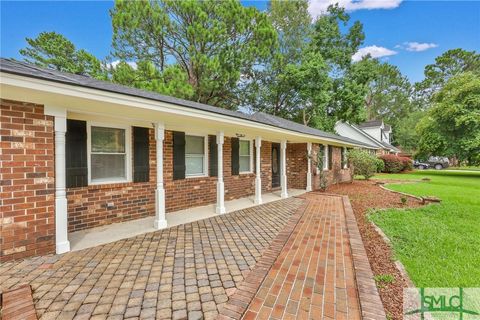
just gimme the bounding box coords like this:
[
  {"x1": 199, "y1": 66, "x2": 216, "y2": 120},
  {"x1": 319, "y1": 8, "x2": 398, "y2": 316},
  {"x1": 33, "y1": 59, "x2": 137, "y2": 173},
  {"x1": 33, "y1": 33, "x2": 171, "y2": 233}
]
[
  {"x1": 260, "y1": 141, "x2": 273, "y2": 192},
  {"x1": 67, "y1": 129, "x2": 157, "y2": 233},
  {"x1": 286, "y1": 143, "x2": 307, "y2": 189},
  {"x1": 68, "y1": 130, "x2": 268, "y2": 230},
  {"x1": 311, "y1": 144, "x2": 352, "y2": 190},
  {"x1": 164, "y1": 132, "x2": 258, "y2": 212},
  {"x1": 1, "y1": 99, "x2": 55, "y2": 262}
]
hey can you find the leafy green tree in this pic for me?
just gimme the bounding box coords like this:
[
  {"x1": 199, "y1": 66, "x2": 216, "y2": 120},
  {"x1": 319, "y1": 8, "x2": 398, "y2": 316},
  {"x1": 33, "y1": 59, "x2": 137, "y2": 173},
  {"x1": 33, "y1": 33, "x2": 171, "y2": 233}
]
[
  {"x1": 414, "y1": 49, "x2": 480, "y2": 108},
  {"x1": 110, "y1": 0, "x2": 276, "y2": 109},
  {"x1": 311, "y1": 5, "x2": 367, "y2": 129},
  {"x1": 20, "y1": 31, "x2": 106, "y2": 79},
  {"x1": 394, "y1": 110, "x2": 424, "y2": 152},
  {"x1": 416, "y1": 72, "x2": 480, "y2": 165},
  {"x1": 239, "y1": 0, "x2": 312, "y2": 118},
  {"x1": 364, "y1": 60, "x2": 413, "y2": 128}
]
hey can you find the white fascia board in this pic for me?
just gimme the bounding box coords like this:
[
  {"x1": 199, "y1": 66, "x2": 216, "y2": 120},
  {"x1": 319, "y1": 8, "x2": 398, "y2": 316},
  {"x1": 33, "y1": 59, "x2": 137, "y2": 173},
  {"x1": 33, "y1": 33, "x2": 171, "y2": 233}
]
[
  {"x1": 1, "y1": 72, "x2": 365, "y2": 148},
  {"x1": 348, "y1": 123, "x2": 384, "y2": 149}
]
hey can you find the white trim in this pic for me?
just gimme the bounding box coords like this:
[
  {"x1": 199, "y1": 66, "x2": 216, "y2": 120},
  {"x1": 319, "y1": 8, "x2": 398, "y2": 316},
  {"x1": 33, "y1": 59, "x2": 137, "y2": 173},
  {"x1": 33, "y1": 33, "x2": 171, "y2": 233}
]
[
  {"x1": 87, "y1": 122, "x2": 132, "y2": 185},
  {"x1": 184, "y1": 133, "x2": 209, "y2": 178},
  {"x1": 1, "y1": 72, "x2": 365, "y2": 148},
  {"x1": 216, "y1": 131, "x2": 226, "y2": 214},
  {"x1": 154, "y1": 122, "x2": 167, "y2": 229},
  {"x1": 280, "y1": 140, "x2": 288, "y2": 199},
  {"x1": 323, "y1": 144, "x2": 329, "y2": 171},
  {"x1": 54, "y1": 114, "x2": 70, "y2": 254},
  {"x1": 254, "y1": 136, "x2": 262, "y2": 205},
  {"x1": 306, "y1": 142, "x2": 312, "y2": 192},
  {"x1": 239, "y1": 138, "x2": 254, "y2": 174}
]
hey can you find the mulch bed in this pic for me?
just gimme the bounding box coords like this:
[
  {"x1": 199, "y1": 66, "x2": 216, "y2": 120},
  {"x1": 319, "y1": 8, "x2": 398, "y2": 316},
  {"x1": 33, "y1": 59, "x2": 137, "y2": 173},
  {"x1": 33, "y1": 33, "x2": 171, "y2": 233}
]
[{"x1": 326, "y1": 180, "x2": 423, "y2": 320}]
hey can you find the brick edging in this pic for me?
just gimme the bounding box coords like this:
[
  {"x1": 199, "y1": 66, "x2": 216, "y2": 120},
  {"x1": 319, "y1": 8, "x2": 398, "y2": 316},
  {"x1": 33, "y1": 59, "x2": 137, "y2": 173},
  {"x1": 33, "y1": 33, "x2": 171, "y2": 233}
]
[
  {"x1": 216, "y1": 201, "x2": 308, "y2": 320},
  {"x1": 1, "y1": 284, "x2": 37, "y2": 320},
  {"x1": 342, "y1": 196, "x2": 388, "y2": 320}
]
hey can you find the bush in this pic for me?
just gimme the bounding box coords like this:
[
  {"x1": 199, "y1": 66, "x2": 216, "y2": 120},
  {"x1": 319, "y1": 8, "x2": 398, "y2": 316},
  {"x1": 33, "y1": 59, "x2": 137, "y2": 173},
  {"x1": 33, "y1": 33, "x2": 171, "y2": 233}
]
[
  {"x1": 379, "y1": 155, "x2": 413, "y2": 173},
  {"x1": 400, "y1": 156, "x2": 413, "y2": 171},
  {"x1": 348, "y1": 149, "x2": 377, "y2": 180},
  {"x1": 375, "y1": 158, "x2": 385, "y2": 173}
]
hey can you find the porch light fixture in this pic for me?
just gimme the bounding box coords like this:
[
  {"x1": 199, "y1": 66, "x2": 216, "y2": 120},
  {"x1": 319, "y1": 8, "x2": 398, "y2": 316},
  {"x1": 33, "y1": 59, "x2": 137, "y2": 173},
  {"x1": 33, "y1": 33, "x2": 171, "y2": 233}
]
[{"x1": 235, "y1": 133, "x2": 246, "y2": 138}]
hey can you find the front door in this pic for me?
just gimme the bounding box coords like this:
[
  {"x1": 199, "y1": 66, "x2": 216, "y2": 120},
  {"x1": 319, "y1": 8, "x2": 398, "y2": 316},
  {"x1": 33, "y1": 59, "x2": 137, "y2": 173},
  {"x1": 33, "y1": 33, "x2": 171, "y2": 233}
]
[{"x1": 271, "y1": 143, "x2": 280, "y2": 188}]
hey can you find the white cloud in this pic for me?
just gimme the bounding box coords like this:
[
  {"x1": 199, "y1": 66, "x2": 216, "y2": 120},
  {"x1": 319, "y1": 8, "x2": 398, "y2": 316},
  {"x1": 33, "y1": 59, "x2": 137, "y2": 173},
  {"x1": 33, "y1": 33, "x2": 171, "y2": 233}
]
[
  {"x1": 401, "y1": 42, "x2": 438, "y2": 52},
  {"x1": 352, "y1": 45, "x2": 398, "y2": 62},
  {"x1": 309, "y1": 0, "x2": 402, "y2": 18},
  {"x1": 107, "y1": 60, "x2": 137, "y2": 69}
]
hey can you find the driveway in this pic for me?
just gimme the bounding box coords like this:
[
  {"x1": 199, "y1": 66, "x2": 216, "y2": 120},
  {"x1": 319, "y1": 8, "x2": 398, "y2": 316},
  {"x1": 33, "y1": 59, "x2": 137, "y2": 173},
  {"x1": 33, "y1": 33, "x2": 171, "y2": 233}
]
[{"x1": 0, "y1": 198, "x2": 303, "y2": 320}]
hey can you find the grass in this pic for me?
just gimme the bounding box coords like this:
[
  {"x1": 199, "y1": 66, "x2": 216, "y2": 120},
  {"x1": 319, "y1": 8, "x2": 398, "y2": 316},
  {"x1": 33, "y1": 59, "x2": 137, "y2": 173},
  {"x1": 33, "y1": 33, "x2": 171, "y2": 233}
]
[
  {"x1": 374, "y1": 274, "x2": 395, "y2": 289},
  {"x1": 448, "y1": 166, "x2": 480, "y2": 171},
  {"x1": 369, "y1": 170, "x2": 480, "y2": 287}
]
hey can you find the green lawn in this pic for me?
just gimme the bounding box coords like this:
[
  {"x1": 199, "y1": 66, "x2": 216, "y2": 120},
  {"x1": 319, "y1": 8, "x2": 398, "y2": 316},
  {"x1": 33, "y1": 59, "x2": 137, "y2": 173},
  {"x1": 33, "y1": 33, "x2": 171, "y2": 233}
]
[{"x1": 369, "y1": 170, "x2": 480, "y2": 287}]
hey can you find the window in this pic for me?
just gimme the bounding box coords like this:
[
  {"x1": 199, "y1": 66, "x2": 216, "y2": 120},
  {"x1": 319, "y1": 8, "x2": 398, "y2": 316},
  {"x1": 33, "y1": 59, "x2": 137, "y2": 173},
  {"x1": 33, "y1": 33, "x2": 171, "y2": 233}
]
[
  {"x1": 239, "y1": 140, "x2": 252, "y2": 173},
  {"x1": 90, "y1": 125, "x2": 130, "y2": 183},
  {"x1": 185, "y1": 135, "x2": 206, "y2": 176}
]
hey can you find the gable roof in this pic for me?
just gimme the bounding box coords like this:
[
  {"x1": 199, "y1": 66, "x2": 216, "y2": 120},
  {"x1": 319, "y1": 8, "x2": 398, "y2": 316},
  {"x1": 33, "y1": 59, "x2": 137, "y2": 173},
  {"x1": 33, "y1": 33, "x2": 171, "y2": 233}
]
[
  {"x1": 0, "y1": 58, "x2": 369, "y2": 147},
  {"x1": 358, "y1": 119, "x2": 383, "y2": 128}
]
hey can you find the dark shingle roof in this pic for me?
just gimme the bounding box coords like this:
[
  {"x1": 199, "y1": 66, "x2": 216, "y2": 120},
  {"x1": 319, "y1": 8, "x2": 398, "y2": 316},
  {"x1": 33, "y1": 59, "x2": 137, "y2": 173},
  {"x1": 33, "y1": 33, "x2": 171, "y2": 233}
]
[
  {"x1": 0, "y1": 58, "x2": 368, "y2": 147},
  {"x1": 358, "y1": 119, "x2": 383, "y2": 128}
]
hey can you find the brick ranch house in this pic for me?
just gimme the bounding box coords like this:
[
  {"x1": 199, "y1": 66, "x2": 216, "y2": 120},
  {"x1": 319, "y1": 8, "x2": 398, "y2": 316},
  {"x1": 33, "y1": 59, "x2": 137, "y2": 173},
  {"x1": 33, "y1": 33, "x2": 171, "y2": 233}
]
[{"x1": 0, "y1": 59, "x2": 370, "y2": 262}]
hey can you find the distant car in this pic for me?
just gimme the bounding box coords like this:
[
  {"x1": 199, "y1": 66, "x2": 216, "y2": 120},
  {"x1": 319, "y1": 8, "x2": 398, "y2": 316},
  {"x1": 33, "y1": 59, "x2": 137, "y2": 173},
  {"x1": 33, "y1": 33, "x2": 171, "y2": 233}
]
[
  {"x1": 427, "y1": 156, "x2": 450, "y2": 170},
  {"x1": 413, "y1": 160, "x2": 430, "y2": 170}
]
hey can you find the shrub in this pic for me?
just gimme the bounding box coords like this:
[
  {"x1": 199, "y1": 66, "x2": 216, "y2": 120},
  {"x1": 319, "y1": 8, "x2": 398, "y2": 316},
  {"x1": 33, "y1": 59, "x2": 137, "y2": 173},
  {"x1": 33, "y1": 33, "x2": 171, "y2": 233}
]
[
  {"x1": 379, "y1": 155, "x2": 413, "y2": 173},
  {"x1": 400, "y1": 156, "x2": 413, "y2": 171},
  {"x1": 348, "y1": 149, "x2": 377, "y2": 180},
  {"x1": 375, "y1": 158, "x2": 385, "y2": 173}
]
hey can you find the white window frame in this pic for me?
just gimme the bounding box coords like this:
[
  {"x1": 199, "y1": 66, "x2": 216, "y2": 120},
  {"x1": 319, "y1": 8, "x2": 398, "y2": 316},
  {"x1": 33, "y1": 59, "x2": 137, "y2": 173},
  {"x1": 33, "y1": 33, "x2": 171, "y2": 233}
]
[
  {"x1": 239, "y1": 138, "x2": 254, "y2": 174},
  {"x1": 185, "y1": 133, "x2": 209, "y2": 178},
  {"x1": 87, "y1": 122, "x2": 132, "y2": 185},
  {"x1": 323, "y1": 144, "x2": 329, "y2": 171}
]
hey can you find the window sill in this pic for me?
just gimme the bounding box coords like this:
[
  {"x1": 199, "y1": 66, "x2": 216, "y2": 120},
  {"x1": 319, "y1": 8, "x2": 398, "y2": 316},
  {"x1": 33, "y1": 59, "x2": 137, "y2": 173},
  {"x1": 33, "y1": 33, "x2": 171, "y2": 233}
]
[
  {"x1": 239, "y1": 171, "x2": 254, "y2": 175},
  {"x1": 185, "y1": 174, "x2": 208, "y2": 179}
]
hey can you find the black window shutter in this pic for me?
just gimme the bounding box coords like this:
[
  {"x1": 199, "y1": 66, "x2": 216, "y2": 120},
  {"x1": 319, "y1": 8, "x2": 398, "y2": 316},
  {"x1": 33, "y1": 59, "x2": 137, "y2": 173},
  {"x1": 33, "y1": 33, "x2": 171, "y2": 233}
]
[
  {"x1": 231, "y1": 137, "x2": 239, "y2": 175},
  {"x1": 209, "y1": 135, "x2": 218, "y2": 177},
  {"x1": 66, "y1": 119, "x2": 88, "y2": 188},
  {"x1": 173, "y1": 131, "x2": 186, "y2": 180},
  {"x1": 328, "y1": 145, "x2": 333, "y2": 170},
  {"x1": 133, "y1": 127, "x2": 150, "y2": 182}
]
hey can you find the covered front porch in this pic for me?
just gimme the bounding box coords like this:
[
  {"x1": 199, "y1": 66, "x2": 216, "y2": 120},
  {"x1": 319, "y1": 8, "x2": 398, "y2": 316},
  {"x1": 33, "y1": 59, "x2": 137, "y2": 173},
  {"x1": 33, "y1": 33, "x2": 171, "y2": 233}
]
[{"x1": 69, "y1": 188, "x2": 306, "y2": 251}]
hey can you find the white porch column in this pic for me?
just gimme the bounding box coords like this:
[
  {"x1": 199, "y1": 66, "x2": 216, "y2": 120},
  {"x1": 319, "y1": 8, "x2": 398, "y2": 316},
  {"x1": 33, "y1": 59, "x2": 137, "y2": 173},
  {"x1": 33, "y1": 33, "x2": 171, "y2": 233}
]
[
  {"x1": 306, "y1": 142, "x2": 312, "y2": 192},
  {"x1": 54, "y1": 113, "x2": 70, "y2": 254},
  {"x1": 216, "y1": 132, "x2": 226, "y2": 214},
  {"x1": 280, "y1": 139, "x2": 288, "y2": 198},
  {"x1": 254, "y1": 136, "x2": 262, "y2": 205},
  {"x1": 154, "y1": 123, "x2": 167, "y2": 229}
]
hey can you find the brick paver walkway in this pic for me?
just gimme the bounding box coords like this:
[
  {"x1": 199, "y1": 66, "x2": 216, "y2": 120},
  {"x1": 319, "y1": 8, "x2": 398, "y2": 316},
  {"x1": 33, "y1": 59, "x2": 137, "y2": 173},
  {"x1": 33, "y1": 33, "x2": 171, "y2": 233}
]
[
  {"x1": 0, "y1": 198, "x2": 303, "y2": 320},
  {"x1": 218, "y1": 193, "x2": 385, "y2": 320},
  {"x1": 1, "y1": 194, "x2": 385, "y2": 320},
  {"x1": 242, "y1": 194, "x2": 361, "y2": 319}
]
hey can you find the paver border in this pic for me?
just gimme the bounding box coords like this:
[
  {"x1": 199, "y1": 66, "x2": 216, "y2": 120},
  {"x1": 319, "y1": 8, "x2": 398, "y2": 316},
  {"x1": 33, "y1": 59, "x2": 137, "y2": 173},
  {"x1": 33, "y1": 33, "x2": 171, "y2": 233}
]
[
  {"x1": 342, "y1": 195, "x2": 387, "y2": 319},
  {"x1": 216, "y1": 201, "x2": 308, "y2": 320},
  {"x1": 1, "y1": 284, "x2": 37, "y2": 320}
]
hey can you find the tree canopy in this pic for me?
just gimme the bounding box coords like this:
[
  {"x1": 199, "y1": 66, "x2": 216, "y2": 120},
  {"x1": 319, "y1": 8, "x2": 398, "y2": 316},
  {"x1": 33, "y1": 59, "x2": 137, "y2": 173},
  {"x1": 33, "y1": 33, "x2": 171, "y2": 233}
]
[
  {"x1": 20, "y1": 31, "x2": 106, "y2": 79},
  {"x1": 416, "y1": 72, "x2": 480, "y2": 164},
  {"x1": 110, "y1": 0, "x2": 276, "y2": 109},
  {"x1": 15, "y1": 0, "x2": 479, "y2": 161}
]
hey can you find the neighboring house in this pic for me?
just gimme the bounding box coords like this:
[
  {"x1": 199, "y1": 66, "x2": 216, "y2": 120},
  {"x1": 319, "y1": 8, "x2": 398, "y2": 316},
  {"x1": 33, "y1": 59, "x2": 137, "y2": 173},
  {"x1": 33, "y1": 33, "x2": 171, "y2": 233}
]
[
  {"x1": 335, "y1": 120, "x2": 401, "y2": 155},
  {"x1": 0, "y1": 59, "x2": 371, "y2": 262}
]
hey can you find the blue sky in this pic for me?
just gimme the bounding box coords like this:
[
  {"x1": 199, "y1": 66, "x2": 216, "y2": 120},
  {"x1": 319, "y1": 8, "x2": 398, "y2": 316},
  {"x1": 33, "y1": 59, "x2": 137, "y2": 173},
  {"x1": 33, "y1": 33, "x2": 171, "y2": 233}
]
[{"x1": 1, "y1": 1, "x2": 479, "y2": 83}]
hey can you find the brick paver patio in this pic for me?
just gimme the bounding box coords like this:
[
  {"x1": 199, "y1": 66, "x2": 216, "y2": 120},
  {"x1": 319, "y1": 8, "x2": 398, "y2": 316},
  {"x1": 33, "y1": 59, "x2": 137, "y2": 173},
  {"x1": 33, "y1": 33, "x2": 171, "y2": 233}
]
[
  {"x1": 0, "y1": 198, "x2": 303, "y2": 320},
  {"x1": 1, "y1": 194, "x2": 385, "y2": 320}
]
